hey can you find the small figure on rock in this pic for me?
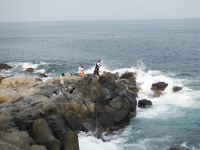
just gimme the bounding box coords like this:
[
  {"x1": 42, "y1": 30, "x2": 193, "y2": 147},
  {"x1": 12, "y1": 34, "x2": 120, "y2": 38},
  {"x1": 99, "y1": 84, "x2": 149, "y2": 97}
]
[
  {"x1": 79, "y1": 64, "x2": 84, "y2": 77},
  {"x1": 67, "y1": 86, "x2": 75, "y2": 94},
  {"x1": 95, "y1": 60, "x2": 101, "y2": 75},
  {"x1": 60, "y1": 73, "x2": 66, "y2": 93}
]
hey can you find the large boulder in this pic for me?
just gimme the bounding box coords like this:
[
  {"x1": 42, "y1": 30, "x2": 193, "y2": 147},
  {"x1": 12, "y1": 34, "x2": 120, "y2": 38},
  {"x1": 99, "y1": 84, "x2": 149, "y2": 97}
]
[
  {"x1": 0, "y1": 64, "x2": 12, "y2": 70},
  {"x1": 1, "y1": 129, "x2": 30, "y2": 150},
  {"x1": 32, "y1": 118, "x2": 61, "y2": 150},
  {"x1": 46, "y1": 115, "x2": 70, "y2": 140},
  {"x1": 62, "y1": 131, "x2": 79, "y2": 150}
]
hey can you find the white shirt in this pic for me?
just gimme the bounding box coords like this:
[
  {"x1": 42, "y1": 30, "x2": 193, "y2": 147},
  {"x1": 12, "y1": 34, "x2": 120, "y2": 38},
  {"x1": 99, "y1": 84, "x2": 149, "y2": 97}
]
[
  {"x1": 79, "y1": 66, "x2": 84, "y2": 73},
  {"x1": 96, "y1": 62, "x2": 101, "y2": 67}
]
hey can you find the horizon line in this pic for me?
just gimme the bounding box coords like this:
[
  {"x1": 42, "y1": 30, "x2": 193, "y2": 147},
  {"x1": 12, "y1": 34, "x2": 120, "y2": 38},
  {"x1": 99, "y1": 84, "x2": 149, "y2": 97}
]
[{"x1": 0, "y1": 17, "x2": 200, "y2": 23}]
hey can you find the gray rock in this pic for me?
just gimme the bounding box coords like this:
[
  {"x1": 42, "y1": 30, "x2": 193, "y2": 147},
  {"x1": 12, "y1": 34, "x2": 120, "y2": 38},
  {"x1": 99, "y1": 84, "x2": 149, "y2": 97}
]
[
  {"x1": 62, "y1": 131, "x2": 79, "y2": 150},
  {"x1": 2, "y1": 129, "x2": 30, "y2": 150},
  {"x1": 36, "y1": 84, "x2": 59, "y2": 97},
  {"x1": 109, "y1": 96, "x2": 123, "y2": 109},
  {"x1": 46, "y1": 115, "x2": 70, "y2": 140},
  {"x1": 32, "y1": 118, "x2": 61, "y2": 150},
  {"x1": 151, "y1": 82, "x2": 168, "y2": 91},
  {"x1": 172, "y1": 86, "x2": 182, "y2": 92}
]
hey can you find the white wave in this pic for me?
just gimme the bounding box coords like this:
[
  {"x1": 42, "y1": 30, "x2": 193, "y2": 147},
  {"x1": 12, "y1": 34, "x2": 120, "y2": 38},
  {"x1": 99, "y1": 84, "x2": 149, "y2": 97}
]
[
  {"x1": 8, "y1": 61, "x2": 50, "y2": 70},
  {"x1": 78, "y1": 132, "x2": 121, "y2": 150}
]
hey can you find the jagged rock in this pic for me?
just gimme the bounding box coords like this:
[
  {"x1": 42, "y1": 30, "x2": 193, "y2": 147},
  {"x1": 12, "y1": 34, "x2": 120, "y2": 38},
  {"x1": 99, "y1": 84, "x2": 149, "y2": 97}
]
[
  {"x1": 62, "y1": 131, "x2": 79, "y2": 150},
  {"x1": 138, "y1": 99, "x2": 152, "y2": 108},
  {"x1": 26, "y1": 68, "x2": 34, "y2": 72},
  {"x1": 172, "y1": 86, "x2": 182, "y2": 92},
  {"x1": 0, "y1": 64, "x2": 12, "y2": 70},
  {"x1": 32, "y1": 118, "x2": 61, "y2": 150},
  {"x1": 120, "y1": 72, "x2": 136, "y2": 86},
  {"x1": 151, "y1": 82, "x2": 168, "y2": 91}
]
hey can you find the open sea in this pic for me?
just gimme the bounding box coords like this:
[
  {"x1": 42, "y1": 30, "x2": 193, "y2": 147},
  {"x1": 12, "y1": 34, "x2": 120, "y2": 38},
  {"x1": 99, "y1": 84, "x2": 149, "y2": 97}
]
[{"x1": 0, "y1": 19, "x2": 200, "y2": 150}]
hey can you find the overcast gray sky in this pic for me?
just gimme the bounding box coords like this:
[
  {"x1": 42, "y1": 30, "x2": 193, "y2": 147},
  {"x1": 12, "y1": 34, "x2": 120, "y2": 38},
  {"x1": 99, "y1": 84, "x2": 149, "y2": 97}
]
[{"x1": 0, "y1": 0, "x2": 200, "y2": 22}]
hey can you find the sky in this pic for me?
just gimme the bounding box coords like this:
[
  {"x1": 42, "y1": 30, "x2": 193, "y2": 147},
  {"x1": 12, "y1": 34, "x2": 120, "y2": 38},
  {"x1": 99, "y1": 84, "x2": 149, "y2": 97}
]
[{"x1": 0, "y1": 0, "x2": 200, "y2": 22}]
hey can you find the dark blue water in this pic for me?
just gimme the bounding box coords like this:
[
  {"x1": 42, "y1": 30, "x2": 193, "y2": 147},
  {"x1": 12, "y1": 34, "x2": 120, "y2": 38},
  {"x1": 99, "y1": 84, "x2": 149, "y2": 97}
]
[{"x1": 0, "y1": 19, "x2": 200, "y2": 150}]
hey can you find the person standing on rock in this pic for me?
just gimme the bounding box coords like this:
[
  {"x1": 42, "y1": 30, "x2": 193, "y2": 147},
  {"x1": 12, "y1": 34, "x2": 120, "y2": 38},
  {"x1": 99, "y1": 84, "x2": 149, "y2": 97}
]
[
  {"x1": 95, "y1": 60, "x2": 101, "y2": 75},
  {"x1": 60, "y1": 73, "x2": 66, "y2": 93},
  {"x1": 79, "y1": 64, "x2": 84, "y2": 77}
]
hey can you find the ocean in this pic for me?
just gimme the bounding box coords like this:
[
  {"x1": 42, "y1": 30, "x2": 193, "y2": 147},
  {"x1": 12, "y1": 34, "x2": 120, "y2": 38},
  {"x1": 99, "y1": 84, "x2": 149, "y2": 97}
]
[{"x1": 0, "y1": 19, "x2": 200, "y2": 150}]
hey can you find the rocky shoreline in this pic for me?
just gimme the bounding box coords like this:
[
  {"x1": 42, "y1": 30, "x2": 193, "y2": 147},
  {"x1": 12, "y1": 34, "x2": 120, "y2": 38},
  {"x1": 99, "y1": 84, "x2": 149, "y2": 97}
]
[
  {"x1": 0, "y1": 69, "x2": 140, "y2": 150},
  {"x1": 0, "y1": 63, "x2": 185, "y2": 150}
]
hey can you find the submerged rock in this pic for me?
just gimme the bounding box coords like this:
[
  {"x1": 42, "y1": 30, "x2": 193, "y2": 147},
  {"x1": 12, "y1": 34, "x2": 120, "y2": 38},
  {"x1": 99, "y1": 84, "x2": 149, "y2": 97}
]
[
  {"x1": 26, "y1": 67, "x2": 34, "y2": 72},
  {"x1": 172, "y1": 86, "x2": 182, "y2": 92}
]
